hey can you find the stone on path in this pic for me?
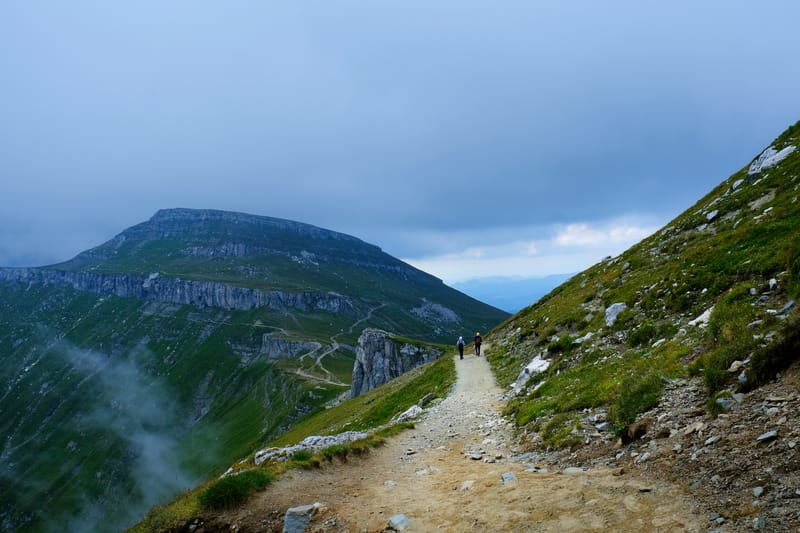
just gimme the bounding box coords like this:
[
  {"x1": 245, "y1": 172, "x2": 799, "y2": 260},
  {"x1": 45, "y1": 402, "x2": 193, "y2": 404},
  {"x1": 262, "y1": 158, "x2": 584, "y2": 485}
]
[
  {"x1": 283, "y1": 502, "x2": 322, "y2": 533},
  {"x1": 388, "y1": 514, "x2": 411, "y2": 531},
  {"x1": 501, "y1": 472, "x2": 517, "y2": 484}
]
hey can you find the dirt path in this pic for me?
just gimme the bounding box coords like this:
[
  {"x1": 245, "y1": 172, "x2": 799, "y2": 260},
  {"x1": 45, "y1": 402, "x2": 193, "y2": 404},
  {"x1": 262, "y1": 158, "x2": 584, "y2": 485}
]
[{"x1": 211, "y1": 354, "x2": 706, "y2": 532}]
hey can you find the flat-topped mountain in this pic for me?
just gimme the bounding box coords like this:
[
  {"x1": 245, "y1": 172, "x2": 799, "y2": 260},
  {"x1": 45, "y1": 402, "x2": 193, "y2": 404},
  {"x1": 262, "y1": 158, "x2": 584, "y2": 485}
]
[{"x1": 0, "y1": 210, "x2": 507, "y2": 532}]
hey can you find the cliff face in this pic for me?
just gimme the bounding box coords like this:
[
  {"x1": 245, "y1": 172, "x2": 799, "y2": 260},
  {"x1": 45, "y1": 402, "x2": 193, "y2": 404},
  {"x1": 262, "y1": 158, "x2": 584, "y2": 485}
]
[
  {"x1": 351, "y1": 329, "x2": 443, "y2": 397},
  {"x1": 0, "y1": 267, "x2": 355, "y2": 314}
]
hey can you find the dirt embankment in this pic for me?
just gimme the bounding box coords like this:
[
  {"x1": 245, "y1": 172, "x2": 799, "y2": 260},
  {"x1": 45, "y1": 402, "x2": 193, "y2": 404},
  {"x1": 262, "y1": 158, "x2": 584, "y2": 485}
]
[{"x1": 192, "y1": 353, "x2": 705, "y2": 532}]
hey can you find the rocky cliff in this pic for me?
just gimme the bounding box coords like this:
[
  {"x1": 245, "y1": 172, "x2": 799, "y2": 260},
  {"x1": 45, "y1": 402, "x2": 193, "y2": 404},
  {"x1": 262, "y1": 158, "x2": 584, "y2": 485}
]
[
  {"x1": 351, "y1": 329, "x2": 444, "y2": 397},
  {"x1": 0, "y1": 267, "x2": 355, "y2": 314}
]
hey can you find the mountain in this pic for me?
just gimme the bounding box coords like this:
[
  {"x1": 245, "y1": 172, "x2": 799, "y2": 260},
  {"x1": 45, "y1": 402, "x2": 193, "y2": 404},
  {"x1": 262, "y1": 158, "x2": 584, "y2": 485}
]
[
  {"x1": 128, "y1": 121, "x2": 799, "y2": 532},
  {"x1": 0, "y1": 209, "x2": 508, "y2": 533}
]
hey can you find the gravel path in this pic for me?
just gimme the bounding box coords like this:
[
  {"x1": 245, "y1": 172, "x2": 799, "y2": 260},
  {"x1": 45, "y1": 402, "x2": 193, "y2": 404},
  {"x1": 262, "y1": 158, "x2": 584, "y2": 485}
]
[{"x1": 206, "y1": 354, "x2": 707, "y2": 532}]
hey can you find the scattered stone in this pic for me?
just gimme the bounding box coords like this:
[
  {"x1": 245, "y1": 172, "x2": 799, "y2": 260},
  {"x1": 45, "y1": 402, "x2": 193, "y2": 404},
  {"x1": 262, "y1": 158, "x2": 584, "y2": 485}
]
[
  {"x1": 418, "y1": 393, "x2": 436, "y2": 407},
  {"x1": 395, "y1": 405, "x2": 424, "y2": 424},
  {"x1": 756, "y1": 430, "x2": 778, "y2": 442},
  {"x1": 778, "y1": 300, "x2": 796, "y2": 316},
  {"x1": 704, "y1": 435, "x2": 721, "y2": 446},
  {"x1": 682, "y1": 421, "x2": 706, "y2": 436},
  {"x1": 688, "y1": 307, "x2": 714, "y2": 327},
  {"x1": 283, "y1": 503, "x2": 321, "y2": 533},
  {"x1": 484, "y1": 457, "x2": 496, "y2": 464},
  {"x1": 563, "y1": 467, "x2": 585, "y2": 476},
  {"x1": 715, "y1": 397, "x2": 735, "y2": 411},
  {"x1": 605, "y1": 302, "x2": 627, "y2": 327},
  {"x1": 501, "y1": 472, "x2": 517, "y2": 484},
  {"x1": 388, "y1": 514, "x2": 410, "y2": 531},
  {"x1": 748, "y1": 144, "x2": 797, "y2": 175},
  {"x1": 384, "y1": 480, "x2": 397, "y2": 488},
  {"x1": 460, "y1": 480, "x2": 475, "y2": 491},
  {"x1": 728, "y1": 360, "x2": 744, "y2": 373},
  {"x1": 753, "y1": 486, "x2": 764, "y2": 498}
]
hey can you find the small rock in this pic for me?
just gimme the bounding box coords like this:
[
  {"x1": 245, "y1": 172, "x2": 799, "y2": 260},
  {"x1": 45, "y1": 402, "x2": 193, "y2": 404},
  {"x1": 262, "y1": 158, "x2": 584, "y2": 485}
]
[
  {"x1": 460, "y1": 480, "x2": 475, "y2": 491},
  {"x1": 715, "y1": 397, "x2": 735, "y2": 411},
  {"x1": 563, "y1": 467, "x2": 585, "y2": 475},
  {"x1": 753, "y1": 486, "x2": 764, "y2": 498},
  {"x1": 756, "y1": 430, "x2": 778, "y2": 442},
  {"x1": 484, "y1": 457, "x2": 496, "y2": 464},
  {"x1": 728, "y1": 360, "x2": 744, "y2": 373},
  {"x1": 501, "y1": 472, "x2": 517, "y2": 484},
  {"x1": 388, "y1": 514, "x2": 411, "y2": 531},
  {"x1": 704, "y1": 435, "x2": 721, "y2": 446},
  {"x1": 283, "y1": 503, "x2": 320, "y2": 533},
  {"x1": 384, "y1": 480, "x2": 397, "y2": 488}
]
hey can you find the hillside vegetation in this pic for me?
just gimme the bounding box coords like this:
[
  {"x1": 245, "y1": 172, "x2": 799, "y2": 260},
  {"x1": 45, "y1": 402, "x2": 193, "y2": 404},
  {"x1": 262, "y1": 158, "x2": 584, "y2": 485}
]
[
  {"x1": 0, "y1": 210, "x2": 506, "y2": 532},
  {"x1": 489, "y1": 120, "x2": 800, "y2": 447}
]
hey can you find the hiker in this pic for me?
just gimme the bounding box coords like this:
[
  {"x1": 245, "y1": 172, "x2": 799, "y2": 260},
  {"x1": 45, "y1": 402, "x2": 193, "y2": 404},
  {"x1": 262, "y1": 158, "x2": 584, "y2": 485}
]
[
  {"x1": 474, "y1": 332, "x2": 482, "y2": 356},
  {"x1": 457, "y1": 336, "x2": 465, "y2": 359}
]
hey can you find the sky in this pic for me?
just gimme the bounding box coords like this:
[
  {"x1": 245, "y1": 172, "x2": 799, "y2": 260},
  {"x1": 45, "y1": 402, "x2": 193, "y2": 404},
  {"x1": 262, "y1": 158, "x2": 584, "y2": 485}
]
[{"x1": 2, "y1": 1, "x2": 799, "y2": 285}]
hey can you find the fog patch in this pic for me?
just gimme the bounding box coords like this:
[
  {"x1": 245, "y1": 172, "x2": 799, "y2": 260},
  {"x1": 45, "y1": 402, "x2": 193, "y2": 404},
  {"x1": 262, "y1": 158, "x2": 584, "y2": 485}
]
[{"x1": 51, "y1": 341, "x2": 199, "y2": 533}]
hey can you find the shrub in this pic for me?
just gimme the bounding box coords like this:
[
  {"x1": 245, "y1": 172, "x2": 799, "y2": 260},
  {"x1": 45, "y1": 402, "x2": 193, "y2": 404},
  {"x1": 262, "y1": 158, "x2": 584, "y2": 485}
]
[
  {"x1": 628, "y1": 322, "x2": 656, "y2": 348},
  {"x1": 198, "y1": 469, "x2": 275, "y2": 510},
  {"x1": 610, "y1": 373, "x2": 662, "y2": 431}
]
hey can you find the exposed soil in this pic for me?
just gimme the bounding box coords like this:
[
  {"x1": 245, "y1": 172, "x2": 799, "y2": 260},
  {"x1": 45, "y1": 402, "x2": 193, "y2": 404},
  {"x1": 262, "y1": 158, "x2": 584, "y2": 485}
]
[{"x1": 187, "y1": 352, "x2": 707, "y2": 532}]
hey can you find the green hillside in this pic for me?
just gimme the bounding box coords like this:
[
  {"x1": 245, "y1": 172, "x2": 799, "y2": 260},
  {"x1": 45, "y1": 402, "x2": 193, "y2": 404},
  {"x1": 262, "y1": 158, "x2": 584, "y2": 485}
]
[
  {"x1": 488, "y1": 120, "x2": 800, "y2": 446},
  {"x1": 0, "y1": 210, "x2": 508, "y2": 532}
]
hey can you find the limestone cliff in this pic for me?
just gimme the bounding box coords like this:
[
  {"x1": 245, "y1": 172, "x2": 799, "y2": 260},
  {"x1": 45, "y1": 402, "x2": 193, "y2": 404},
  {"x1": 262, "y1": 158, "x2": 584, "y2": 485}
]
[
  {"x1": 0, "y1": 267, "x2": 355, "y2": 314},
  {"x1": 351, "y1": 329, "x2": 443, "y2": 397}
]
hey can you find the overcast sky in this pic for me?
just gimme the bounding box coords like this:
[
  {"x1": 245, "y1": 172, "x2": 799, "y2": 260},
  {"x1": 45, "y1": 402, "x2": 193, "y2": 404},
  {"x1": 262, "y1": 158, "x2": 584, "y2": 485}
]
[{"x1": 2, "y1": 2, "x2": 798, "y2": 284}]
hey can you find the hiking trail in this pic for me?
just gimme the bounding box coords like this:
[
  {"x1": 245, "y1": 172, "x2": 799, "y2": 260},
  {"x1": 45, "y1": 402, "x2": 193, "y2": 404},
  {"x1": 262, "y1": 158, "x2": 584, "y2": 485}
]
[{"x1": 204, "y1": 352, "x2": 706, "y2": 532}]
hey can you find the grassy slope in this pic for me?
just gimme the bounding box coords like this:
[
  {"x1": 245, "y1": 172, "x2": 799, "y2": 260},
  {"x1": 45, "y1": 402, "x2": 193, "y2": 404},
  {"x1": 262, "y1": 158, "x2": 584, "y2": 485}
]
[
  {"x1": 129, "y1": 348, "x2": 456, "y2": 532},
  {"x1": 0, "y1": 284, "x2": 332, "y2": 532},
  {"x1": 488, "y1": 120, "x2": 800, "y2": 445}
]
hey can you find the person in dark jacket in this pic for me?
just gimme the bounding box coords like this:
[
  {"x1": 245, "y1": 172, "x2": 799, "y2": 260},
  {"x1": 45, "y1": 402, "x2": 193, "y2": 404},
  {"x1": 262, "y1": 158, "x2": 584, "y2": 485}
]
[
  {"x1": 457, "y1": 336, "x2": 465, "y2": 359},
  {"x1": 474, "y1": 332, "x2": 482, "y2": 356}
]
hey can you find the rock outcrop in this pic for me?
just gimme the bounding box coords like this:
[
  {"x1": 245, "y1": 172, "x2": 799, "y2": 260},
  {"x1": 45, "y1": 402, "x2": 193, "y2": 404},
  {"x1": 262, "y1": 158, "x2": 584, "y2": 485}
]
[
  {"x1": 351, "y1": 329, "x2": 443, "y2": 398},
  {"x1": 0, "y1": 267, "x2": 355, "y2": 315}
]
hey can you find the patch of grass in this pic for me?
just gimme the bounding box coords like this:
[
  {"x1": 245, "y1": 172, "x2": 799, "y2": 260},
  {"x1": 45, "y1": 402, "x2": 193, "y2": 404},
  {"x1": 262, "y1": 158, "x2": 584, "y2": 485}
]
[
  {"x1": 198, "y1": 469, "x2": 275, "y2": 510},
  {"x1": 540, "y1": 412, "x2": 582, "y2": 449},
  {"x1": 740, "y1": 313, "x2": 800, "y2": 392},
  {"x1": 689, "y1": 282, "x2": 760, "y2": 393},
  {"x1": 272, "y1": 348, "x2": 454, "y2": 446},
  {"x1": 609, "y1": 372, "x2": 663, "y2": 431}
]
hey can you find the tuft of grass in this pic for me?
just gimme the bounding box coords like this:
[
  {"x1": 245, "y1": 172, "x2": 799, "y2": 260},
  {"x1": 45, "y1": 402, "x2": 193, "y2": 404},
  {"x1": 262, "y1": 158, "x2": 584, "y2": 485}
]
[
  {"x1": 740, "y1": 313, "x2": 800, "y2": 392},
  {"x1": 198, "y1": 469, "x2": 275, "y2": 510},
  {"x1": 609, "y1": 373, "x2": 663, "y2": 431}
]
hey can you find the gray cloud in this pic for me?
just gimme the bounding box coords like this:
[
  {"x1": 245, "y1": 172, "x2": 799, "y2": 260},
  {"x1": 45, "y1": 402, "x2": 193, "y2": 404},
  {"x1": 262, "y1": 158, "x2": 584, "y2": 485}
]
[{"x1": 0, "y1": 1, "x2": 798, "y2": 270}]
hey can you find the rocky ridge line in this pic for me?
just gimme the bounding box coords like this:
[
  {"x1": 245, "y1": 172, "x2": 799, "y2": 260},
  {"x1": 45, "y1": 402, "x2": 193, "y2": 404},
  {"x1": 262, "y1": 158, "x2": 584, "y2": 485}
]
[{"x1": 0, "y1": 267, "x2": 355, "y2": 315}]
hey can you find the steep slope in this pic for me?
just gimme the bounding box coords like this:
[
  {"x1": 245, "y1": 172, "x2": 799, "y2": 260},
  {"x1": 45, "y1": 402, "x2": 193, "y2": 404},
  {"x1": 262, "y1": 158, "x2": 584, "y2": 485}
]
[
  {"x1": 0, "y1": 210, "x2": 508, "y2": 533},
  {"x1": 487, "y1": 120, "x2": 800, "y2": 529}
]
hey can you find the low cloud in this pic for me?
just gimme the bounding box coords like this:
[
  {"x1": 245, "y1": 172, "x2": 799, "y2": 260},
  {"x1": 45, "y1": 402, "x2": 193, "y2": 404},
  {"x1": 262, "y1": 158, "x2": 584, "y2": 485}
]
[
  {"x1": 404, "y1": 217, "x2": 659, "y2": 284},
  {"x1": 553, "y1": 221, "x2": 656, "y2": 248}
]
